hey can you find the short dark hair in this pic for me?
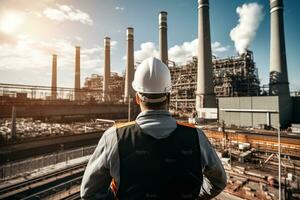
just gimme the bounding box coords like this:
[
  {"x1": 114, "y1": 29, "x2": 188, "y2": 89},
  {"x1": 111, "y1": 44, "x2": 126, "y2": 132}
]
[{"x1": 139, "y1": 93, "x2": 170, "y2": 110}]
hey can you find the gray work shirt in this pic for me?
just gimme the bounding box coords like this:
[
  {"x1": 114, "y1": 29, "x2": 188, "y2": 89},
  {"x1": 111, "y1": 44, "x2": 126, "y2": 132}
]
[{"x1": 81, "y1": 110, "x2": 227, "y2": 199}]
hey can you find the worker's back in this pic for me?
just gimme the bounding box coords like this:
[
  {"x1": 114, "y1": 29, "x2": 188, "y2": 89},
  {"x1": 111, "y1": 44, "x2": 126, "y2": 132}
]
[
  {"x1": 80, "y1": 58, "x2": 226, "y2": 200},
  {"x1": 116, "y1": 122, "x2": 202, "y2": 199}
]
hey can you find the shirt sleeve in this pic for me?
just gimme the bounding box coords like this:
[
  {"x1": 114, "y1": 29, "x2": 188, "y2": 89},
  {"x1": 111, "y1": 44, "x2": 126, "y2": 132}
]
[
  {"x1": 196, "y1": 128, "x2": 227, "y2": 199},
  {"x1": 80, "y1": 127, "x2": 115, "y2": 200}
]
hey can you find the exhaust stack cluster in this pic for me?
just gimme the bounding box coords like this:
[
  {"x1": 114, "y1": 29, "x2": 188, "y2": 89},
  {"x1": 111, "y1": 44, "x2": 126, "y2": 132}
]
[{"x1": 49, "y1": 0, "x2": 291, "y2": 113}]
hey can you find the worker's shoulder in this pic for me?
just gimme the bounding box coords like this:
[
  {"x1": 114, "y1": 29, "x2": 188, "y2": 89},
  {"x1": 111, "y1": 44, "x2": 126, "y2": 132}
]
[
  {"x1": 115, "y1": 121, "x2": 136, "y2": 129},
  {"x1": 176, "y1": 121, "x2": 196, "y2": 128}
]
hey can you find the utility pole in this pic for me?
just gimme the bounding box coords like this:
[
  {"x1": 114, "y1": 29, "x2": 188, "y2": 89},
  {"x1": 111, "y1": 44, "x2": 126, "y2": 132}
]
[
  {"x1": 128, "y1": 95, "x2": 131, "y2": 122},
  {"x1": 278, "y1": 122, "x2": 281, "y2": 200},
  {"x1": 229, "y1": 131, "x2": 232, "y2": 167},
  {"x1": 11, "y1": 106, "x2": 17, "y2": 141}
]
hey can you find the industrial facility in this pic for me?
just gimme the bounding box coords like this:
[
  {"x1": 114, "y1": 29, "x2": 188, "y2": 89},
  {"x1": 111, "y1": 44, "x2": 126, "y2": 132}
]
[
  {"x1": 0, "y1": 0, "x2": 300, "y2": 199},
  {"x1": 169, "y1": 50, "x2": 261, "y2": 114}
]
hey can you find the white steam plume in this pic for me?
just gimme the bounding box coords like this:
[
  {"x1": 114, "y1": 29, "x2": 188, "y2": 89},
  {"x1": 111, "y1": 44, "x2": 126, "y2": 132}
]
[{"x1": 230, "y1": 2, "x2": 264, "y2": 55}]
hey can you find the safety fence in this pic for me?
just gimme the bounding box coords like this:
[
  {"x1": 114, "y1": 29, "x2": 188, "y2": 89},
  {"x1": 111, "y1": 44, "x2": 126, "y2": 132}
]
[{"x1": 0, "y1": 145, "x2": 96, "y2": 180}]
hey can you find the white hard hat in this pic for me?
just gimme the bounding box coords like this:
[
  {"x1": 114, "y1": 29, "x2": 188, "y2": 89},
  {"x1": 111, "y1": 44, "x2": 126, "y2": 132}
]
[{"x1": 132, "y1": 57, "x2": 172, "y2": 94}]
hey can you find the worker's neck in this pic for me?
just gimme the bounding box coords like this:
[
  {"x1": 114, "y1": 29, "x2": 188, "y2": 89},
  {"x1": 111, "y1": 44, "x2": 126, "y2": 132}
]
[{"x1": 140, "y1": 105, "x2": 168, "y2": 112}]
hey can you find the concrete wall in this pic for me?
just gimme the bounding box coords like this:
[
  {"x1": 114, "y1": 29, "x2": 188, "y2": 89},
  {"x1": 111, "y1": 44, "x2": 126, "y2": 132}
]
[
  {"x1": 218, "y1": 96, "x2": 286, "y2": 128},
  {"x1": 292, "y1": 97, "x2": 300, "y2": 123},
  {"x1": 0, "y1": 104, "x2": 128, "y2": 118}
]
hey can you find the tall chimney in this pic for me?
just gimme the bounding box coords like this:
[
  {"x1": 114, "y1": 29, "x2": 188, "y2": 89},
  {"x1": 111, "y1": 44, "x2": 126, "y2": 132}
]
[
  {"x1": 159, "y1": 11, "x2": 168, "y2": 65},
  {"x1": 74, "y1": 46, "x2": 81, "y2": 100},
  {"x1": 196, "y1": 0, "x2": 216, "y2": 110},
  {"x1": 124, "y1": 27, "x2": 135, "y2": 102},
  {"x1": 51, "y1": 54, "x2": 57, "y2": 100},
  {"x1": 103, "y1": 37, "x2": 111, "y2": 100},
  {"x1": 269, "y1": 0, "x2": 290, "y2": 96}
]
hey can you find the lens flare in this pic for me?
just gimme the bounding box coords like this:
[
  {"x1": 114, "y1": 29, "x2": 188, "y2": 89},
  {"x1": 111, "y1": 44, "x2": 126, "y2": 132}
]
[{"x1": 0, "y1": 11, "x2": 24, "y2": 34}]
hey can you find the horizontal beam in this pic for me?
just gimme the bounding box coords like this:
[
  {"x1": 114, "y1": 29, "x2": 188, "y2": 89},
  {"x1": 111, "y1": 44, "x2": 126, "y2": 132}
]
[{"x1": 220, "y1": 108, "x2": 278, "y2": 113}]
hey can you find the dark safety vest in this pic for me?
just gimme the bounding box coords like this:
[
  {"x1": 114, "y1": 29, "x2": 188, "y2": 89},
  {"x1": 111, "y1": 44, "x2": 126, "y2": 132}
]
[{"x1": 115, "y1": 121, "x2": 203, "y2": 200}]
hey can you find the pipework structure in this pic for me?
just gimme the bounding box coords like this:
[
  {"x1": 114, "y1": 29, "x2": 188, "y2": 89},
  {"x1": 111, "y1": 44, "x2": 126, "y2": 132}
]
[
  {"x1": 170, "y1": 57, "x2": 198, "y2": 113},
  {"x1": 74, "y1": 46, "x2": 81, "y2": 101},
  {"x1": 195, "y1": 0, "x2": 216, "y2": 110},
  {"x1": 103, "y1": 37, "x2": 111, "y2": 101},
  {"x1": 159, "y1": 11, "x2": 168, "y2": 65},
  {"x1": 83, "y1": 73, "x2": 124, "y2": 102},
  {"x1": 213, "y1": 50, "x2": 260, "y2": 97},
  {"x1": 51, "y1": 54, "x2": 57, "y2": 100},
  {"x1": 269, "y1": 0, "x2": 290, "y2": 97},
  {"x1": 169, "y1": 51, "x2": 260, "y2": 114},
  {"x1": 124, "y1": 27, "x2": 135, "y2": 102}
]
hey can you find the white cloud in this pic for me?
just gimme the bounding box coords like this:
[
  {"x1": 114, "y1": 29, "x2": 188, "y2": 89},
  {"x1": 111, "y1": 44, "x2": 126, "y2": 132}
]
[
  {"x1": 115, "y1": 6, "x2": 125, "y2": 11},
  {"x1": 168, "y1": 39, "x2": 198, "y2": 64},
  {"x1": 0, "y1": 35, "x2": 108, "y2": 87},
  {"x1": 111, "y1": 40, "x2": 118, "y2": 48},
  {"x1": 168, "y1": 39, "x2": 230, "y2": 65},
  {"x1": 132, "y1": 42, "x2": 159, "y2": 62},
  {"x1": 0, "y1": 36, "x2": 102, "y2": 71},
  {"x1": 127, "y1": 39, "x2": 229, "y2": 65},
  {"x1": 0, "y1": 32, "x2": 18, "y2": 45},
  {"x1": 230, "y1": 2, "x2": 264, "y2": 54},
  {"x1": 211, "y1": 41, "x2": 230, "y2": 52},
  {"x1": 43, "y1": 4, "x2": 93, "y2": 25}
]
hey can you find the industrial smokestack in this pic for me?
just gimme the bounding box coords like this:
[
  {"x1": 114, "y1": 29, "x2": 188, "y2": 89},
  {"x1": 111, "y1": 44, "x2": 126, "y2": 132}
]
[
  {"x1": 103, "y1": 37, "x2": 111, "y2": 100},
  {"x1": 51, "y1": 54, "x2": 57, "y2": 100},
  {"x1": 159, "y1": 11, "x2": 168, "y2": 65},
  {"x1": 124, "y1": 27, "x2": 135, "y2": 102},
  {"x1": 269, "y1": 0, "x2": 290, "y2": 96},
  {"x1": 74, "y1": 46, "x2": 81, "y2": 101},
  {"x1": 196, "y1": 0, "x2": 216, "y2": 110}
]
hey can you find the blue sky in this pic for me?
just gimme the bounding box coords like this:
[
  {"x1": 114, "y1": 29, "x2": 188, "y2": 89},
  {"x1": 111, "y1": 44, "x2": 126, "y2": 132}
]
[{"x1": 0, "y1": 0, "x2": 299, "y2": 90}]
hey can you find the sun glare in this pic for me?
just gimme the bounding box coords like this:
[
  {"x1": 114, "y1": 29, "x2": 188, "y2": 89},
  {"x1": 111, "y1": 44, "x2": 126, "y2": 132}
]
[{"x1": 0, "y1": 11, "x2": 24, "y2": 34}]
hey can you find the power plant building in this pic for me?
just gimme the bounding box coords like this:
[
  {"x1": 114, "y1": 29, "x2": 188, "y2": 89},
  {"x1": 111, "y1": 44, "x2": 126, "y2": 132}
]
[
  {"x1": 169, "y1": 51, "x2": 260, "y2": 114},
  {"x1": 218, "y1": 0, "x2": 298, "y2": 128},
  {"x1": 82, "y1": 73, "x2": 124, "y2": 102},
  {"x1": 213, "y1": 51, "x2": 260, "y2": 97}
]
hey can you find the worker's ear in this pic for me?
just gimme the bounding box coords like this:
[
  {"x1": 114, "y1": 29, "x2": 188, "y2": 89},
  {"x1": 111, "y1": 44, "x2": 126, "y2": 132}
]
[{"x1": 135, "y1": 93, "x2": 140, "y2": 105}]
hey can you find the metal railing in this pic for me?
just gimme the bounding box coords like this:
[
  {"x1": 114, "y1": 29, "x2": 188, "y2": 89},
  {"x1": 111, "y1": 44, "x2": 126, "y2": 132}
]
[
  {"x1": 0, "y1": 145, "x2": 96, "y2": 180},
  {"x1": 0, "y1": 83, "x2": 125, "y2": 105}
]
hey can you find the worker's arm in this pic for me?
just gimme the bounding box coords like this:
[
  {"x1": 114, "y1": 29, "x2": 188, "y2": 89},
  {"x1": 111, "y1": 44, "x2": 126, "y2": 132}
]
[
  {"x1": 80, "y1": 127, "x2": 115, "y2": 200},
  {"x1": 197, "y1": 129, "x2": 227, "y2": 199}
]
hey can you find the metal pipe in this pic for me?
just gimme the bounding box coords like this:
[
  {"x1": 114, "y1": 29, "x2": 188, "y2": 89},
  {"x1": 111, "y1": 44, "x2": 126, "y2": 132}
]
[
  {"x1": 128, "y1": 95, "x2": 131, "y2": 122},
  {"x1": 278, "y1": 122, "x2": 282, "y2": 200}
]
